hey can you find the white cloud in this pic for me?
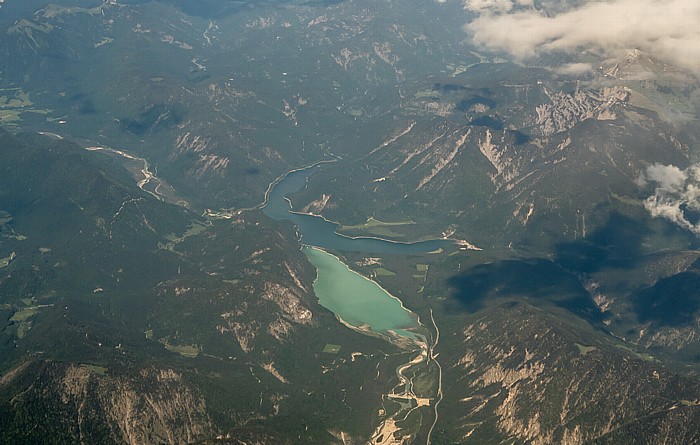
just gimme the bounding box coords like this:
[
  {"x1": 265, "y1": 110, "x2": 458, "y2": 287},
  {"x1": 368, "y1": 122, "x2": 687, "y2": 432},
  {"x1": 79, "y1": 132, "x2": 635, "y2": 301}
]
[
  {"x1": 553, "y1": 62, "x2": 594, "y2": 76},
  {"x1": 645, "y1": 163, "x2": 687, "y2": 192},
  {"x1": 642, "y1": 163, "x2": 700, "y2": 234},
  {"x1": 464, "y1": 0, "x2": 700, "y2": 74}
]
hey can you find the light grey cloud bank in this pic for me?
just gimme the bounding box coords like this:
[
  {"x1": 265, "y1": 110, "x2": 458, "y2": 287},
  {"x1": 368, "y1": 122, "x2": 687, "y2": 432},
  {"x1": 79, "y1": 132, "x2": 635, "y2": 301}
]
[
  {"x1": 464, "y1": 0, "x2": 700, "y2": 74},
  {"x1": 641, "y1": 163, "x2": 700, "y2": 233}
]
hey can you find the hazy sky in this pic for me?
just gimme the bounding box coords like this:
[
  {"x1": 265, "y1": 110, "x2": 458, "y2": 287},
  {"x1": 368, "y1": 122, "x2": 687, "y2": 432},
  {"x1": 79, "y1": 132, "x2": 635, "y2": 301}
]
[{"x1": 463, "y1": 0, "x2": 700, "y2": 74}]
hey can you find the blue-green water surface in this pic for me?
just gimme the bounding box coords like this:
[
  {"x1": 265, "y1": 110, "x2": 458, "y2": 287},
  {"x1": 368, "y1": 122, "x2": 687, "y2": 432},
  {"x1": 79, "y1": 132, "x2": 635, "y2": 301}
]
[
  {"x1": 261, "y1": 164, "x2": 435, "y2": 335},
  {"x1": 303, "y1": 246, "x2": 418, "y2": 333},
  {"x1": 261, "y1": 165, "x2": 453, "y2": 254}
]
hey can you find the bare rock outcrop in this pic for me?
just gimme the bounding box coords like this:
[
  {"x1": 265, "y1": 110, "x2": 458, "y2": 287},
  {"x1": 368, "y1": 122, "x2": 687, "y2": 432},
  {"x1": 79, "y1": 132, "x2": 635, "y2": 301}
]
[{"x1": 536, "y1": 87, "x2": 629, "y2": 136}]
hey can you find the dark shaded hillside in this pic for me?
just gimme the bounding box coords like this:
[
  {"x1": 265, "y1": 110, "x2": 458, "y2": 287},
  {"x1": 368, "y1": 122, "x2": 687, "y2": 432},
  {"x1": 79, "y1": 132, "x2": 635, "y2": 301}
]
[
  {"x1": 0, "y1": 361, "x2": 213, "y2": 445},
  {"x1": 0, "y1": 128, "x2": 395, "y2": 443}
]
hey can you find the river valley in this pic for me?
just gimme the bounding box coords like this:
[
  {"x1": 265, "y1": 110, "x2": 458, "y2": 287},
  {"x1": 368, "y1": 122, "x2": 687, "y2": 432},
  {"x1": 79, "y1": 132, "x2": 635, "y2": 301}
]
[{"x1": 261, "y1": 162, "x2": 445, "y2": 443}]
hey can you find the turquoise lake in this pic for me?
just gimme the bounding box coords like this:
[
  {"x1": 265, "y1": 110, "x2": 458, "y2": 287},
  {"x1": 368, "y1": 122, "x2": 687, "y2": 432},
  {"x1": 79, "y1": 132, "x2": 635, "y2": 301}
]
[
  {"x1": 302, "y1": 246, "x2": 419, "y2": 334},
  {"x1": 261, "y1": 164, "x2": 431, "y2": 335}
]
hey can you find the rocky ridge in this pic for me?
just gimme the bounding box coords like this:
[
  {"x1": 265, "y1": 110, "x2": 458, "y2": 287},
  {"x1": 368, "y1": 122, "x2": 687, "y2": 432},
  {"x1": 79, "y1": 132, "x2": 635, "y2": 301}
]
[
  {"x1": 535, "y1": 87, "x2": 629, "y2": 136},
  {"x1": 437, "y1": 304, "x2": 700, "y2": 445}
]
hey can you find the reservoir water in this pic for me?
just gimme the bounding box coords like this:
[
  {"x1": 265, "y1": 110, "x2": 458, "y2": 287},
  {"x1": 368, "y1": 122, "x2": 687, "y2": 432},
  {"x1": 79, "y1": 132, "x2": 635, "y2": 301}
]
[
  {"x1": 303, "y1": 246, "x2": 419, "y2": 335},
  {"x1": 262, "y1": 165, "x2": 454, "y2": 255},
  {"x1": 263, "y1": 164, "x2": 440, "y2": 437},
  {"x1": 261, "y1": 164, "x2": 443, "y2": 336}
]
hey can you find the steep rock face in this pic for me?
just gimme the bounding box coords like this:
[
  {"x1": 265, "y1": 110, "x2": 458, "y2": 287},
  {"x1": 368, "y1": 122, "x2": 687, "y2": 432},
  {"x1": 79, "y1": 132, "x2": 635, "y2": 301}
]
[
  {"x1": 177, "y1": 215, "x2": 319, "y2": 356},
  {"x1": 435, "y1": 304, "x2": 700, "y2": 445},
  {"x1": 0, "y1": 361, "x2": 214, "y2": 445},
  {"x1": 217, "y1": 279, "x2": 315, "y2": 352},
  {"x1": 535, "y1": 87, "x2": 629, "y2": 136}
]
